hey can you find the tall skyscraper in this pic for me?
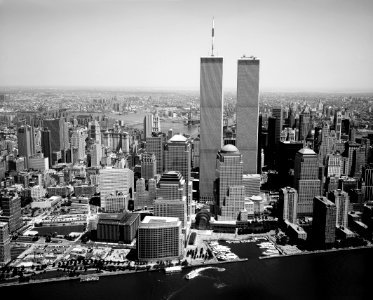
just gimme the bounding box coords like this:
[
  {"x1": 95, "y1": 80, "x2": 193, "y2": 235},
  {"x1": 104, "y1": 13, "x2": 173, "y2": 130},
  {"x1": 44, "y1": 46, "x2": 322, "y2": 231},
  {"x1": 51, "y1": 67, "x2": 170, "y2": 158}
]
[
  {"x1": 141, "y1": 152, "x2": 157, "y2": 180},
  {"x1": 17, "y1": 125, "x2": 35, "y2": 168},
  {"x1": 91, "y1": 142, "x2": 102, "y2": 167},
  {"x1": 328, "y1": 189, "x2": 349, "y2": 228},
  {"x1": 164, "y1": 134, "x2": 191, "y2": 215},
  {"x1": 298, "y1": 108, "x2": 311, "y2": 142},
  {"x1": 134, "y1": 178, "x2": 151, "y2": 209},
  {"x1": 280, "y1": 187, "x2": 298, "y2": 224},
  {"x1": 71, "y1": 128, "x2": 86, "y2": 162},
  {"x1": 43, "y1": 118, "x2": 65, "y2": 152},
  {"x1": 334, "y1": 110, "x2": 342, "y2": 141},
  {"x1": 0, "y1": 222, "x2": 11, "y2": 266},
  {"x1": 145, "y1": 133, "x2": 164, "y2": 175},
  {"x1": 199, "y1": 56, "x2": 223, "y2": 202},
  {"x1": 236, "y1": 56, "x2": 260, "y2": 174},
  {"x1": 312, "y1": 196, "x2": 336, "y2": 248},
  {"x1": 144, "y1": 114, "x2": 154, "y2": 140},
  {"x1": 294, "y1": 148, "x2": 321, "y2": 216},
  {"x1": 90, "y1": 120, "x2": 102, "y2": 145},
  {"x1": 215, "y1": 144, "x2": 244, "y2": 220},
  {"x1": 363, "y1": 164, "x2": 373, "y2": 201}
]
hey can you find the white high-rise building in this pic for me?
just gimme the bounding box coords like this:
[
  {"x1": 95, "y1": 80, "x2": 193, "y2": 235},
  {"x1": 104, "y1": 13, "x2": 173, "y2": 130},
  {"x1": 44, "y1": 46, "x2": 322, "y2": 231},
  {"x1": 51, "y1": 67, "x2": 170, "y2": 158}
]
[{"x1": 99, "y1": 167, "x2": 134, "y2": 210}]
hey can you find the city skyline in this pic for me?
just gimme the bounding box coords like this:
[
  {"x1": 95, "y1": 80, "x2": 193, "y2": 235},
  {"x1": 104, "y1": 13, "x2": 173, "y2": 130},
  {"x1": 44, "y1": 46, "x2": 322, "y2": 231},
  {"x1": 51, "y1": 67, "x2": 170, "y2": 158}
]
[{"x1": 0, "y1": 0, "x2": 372, "y2": 92}]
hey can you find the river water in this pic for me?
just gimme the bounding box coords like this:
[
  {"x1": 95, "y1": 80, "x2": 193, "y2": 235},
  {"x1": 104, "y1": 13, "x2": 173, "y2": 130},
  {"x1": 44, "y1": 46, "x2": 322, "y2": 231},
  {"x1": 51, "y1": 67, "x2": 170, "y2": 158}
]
[{"x1": 2, "y1": 243, "x2": 372, "y2": 300}]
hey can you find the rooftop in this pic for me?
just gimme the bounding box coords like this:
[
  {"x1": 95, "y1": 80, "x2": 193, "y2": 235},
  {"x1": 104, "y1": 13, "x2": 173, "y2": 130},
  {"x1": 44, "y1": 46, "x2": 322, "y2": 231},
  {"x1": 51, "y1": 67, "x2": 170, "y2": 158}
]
[
  {"x1": 220, "y1": 144, "x2": 240, "y2": 154},
  {"x1": 298, "y1": 147, "x2": 316, "y2": 155},
  {"x1": 169, "y1": 134, "x2": 187, "y2": 143}
]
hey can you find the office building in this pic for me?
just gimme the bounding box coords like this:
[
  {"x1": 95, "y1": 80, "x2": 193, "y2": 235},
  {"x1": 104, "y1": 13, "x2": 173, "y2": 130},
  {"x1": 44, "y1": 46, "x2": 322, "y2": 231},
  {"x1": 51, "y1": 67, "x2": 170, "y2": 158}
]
[
  {"x1": 135, "y1": 178, "x2": 151, "y2": 209},
  {"x1": 90, "y1": 120, "x2": 101, "y2": 145},
  {"x1": 325, "y1": 153, "x2": 342, "y2": 177},
  {"x1": 242, "y1": 174, "x2": 261, "y2": 197},
  {"x1": 334, "y1": 111, "x2": 342, "y2": 141},
  {"x1": 312, "y1": 196, "x2": 337, "y2": 248},
  {"x1": 0, "y1": 193, "x2": 22, "y2": 233},
  {"x1": 328, "y1": 189, "x2": 349, "y2": 228},
  {"x1": 17, "y1": 125, "x2": 35, "y2": 168},
  {"x1": 99, "y1": 168, "x2": 134, "y2": 210},
  {"x1": 145, "y1": 133, "x2": 164, "y2": 175},
  {"x1": 0, "y1": 222, "x2": 11, "y2": 266},
  {"x1": 199, "y1": 56, "x2": 223, "y2": 202},
  {"x1": 137, "y1": 216, "x2": 183, "y2": 262},
  {"x1": 41, "y1": 128, "x2": 52, "y2": 168},
  {"x1": 141, "y1": 152, "x2": 156, "y2": 180},
  {"x1": 91, "y1": 142, "x2": 102, "y2": 167},
  {"x1": 363, "y1": 164, "x2": 373, "y2": 201},
  {"x1": 299, "y1": 108, "x2": 311, "y2": 141},
  {"x1": 105, "y1": 193, "x2": 130, "y2": 213},
  {"x1": 164, "y1": 134, "x2": 191, "y2": 214},
  {"x1": 143, "y1": 114, "x2": 153, "y2": 140},
  {"x1": 71, "y1": 128, "x2": 86, "y2": 162},
  {"x1": 154, "y1": 172, "x2": 187, "y2": 225},
  {"x1": 43, "y1": 118, "x2": 65, "y2": 152},
  {"x1": 216, "y1": 144, "x2": 244, "y2": 220},
  {"x1": 28, "y1": 154, "x2": 49, "y2": 171},
  {"x1": 156, "y1": 171, "x2": 185, "y2": 201},
  {"x1": 236, "y1": 56, "x2": 260, "y2": 174},
  {"x1": 294, "y1": 148, "x2": 321, "y2": 216},
  {"x1": 280, "y1": 187, "x2": 298, "y2": 224},
  {"x1": 97, "y1": 213, "x2": 140, "y2": 244}
]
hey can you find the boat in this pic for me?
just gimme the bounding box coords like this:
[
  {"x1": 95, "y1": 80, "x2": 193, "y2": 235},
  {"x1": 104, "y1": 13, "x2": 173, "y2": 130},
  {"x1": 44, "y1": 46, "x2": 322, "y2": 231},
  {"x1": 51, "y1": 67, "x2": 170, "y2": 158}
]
[
  {"x1": 80, "y1": 275, "x2": 99, "y2": 282},
  {"x1": 164, "y1": 266, "x2": 182, "y2": 274},
  {"x1": 185, "y1": 269, "x2": 200, "y2": 280}
]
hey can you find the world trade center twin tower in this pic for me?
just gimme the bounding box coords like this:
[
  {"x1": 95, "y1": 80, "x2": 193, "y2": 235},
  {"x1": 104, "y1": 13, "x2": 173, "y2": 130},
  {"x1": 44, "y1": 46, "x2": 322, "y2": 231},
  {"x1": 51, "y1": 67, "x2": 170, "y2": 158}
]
[{"x1": 199, "y1": 56, "x2": 260, "y2": 203}]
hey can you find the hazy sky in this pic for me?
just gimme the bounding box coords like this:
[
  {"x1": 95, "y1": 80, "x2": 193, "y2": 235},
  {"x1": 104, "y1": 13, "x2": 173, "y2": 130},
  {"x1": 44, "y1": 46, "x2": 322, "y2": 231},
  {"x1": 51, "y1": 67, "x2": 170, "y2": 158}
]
[{"x1": 0, "y1": 0, "x2": 372, "y2": 91}]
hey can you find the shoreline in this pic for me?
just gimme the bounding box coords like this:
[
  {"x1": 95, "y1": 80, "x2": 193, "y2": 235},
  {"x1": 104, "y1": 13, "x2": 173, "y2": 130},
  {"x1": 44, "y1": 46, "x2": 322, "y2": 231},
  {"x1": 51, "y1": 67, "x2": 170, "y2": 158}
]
[
  {"x1": 0, "y1": 258, "x2": 248, "y2": 288},
  {"x1": 259, "y1": 244, "x2": 373, "y2": 260},
  {"x1": 1, "y1": 243, "x2": 372, "y2": 288}
]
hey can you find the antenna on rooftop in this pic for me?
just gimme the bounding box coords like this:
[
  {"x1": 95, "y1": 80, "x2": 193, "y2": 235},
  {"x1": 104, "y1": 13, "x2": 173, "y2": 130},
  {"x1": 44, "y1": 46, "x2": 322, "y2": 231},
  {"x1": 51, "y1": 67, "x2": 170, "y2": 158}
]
[{"x1": 211, "y1": 17, "x2": 215, "y2": 56}]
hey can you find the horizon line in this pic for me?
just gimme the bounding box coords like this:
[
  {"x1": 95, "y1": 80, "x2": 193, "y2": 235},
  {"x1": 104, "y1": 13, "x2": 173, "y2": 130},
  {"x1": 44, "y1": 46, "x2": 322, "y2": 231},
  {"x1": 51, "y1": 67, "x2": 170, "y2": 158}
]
[{"x1": 1, "y1": 85, "x2": 373, "y2": 94}]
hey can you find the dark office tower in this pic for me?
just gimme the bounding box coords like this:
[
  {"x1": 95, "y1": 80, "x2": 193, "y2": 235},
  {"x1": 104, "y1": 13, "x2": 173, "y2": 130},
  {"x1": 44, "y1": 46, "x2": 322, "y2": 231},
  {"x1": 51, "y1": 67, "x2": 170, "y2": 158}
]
[
  {"x1": 312, "y1": 196, "x2": 336, "y2": 249},
  {"x1": 43, "y1": 118, "x2": 64, "y2": 152},
  {"x1": 0, "y1": 194, "x2": 22, "y2": 233},
  {"x1": 363, "y1": 164, "x2": 373, "y2": 201},
  {"x1": 278, "y1": 141, "x2": 304, "y2": 187},
  {"x1": 17, "y1": 125, "x2": 35, "y2": 169},
  {"x1": 294, "y1": 148, "x2": 321, "y2": 216},
  {"x1": 236, "y1": 56, "x2": 259, "y2": 174},
  {"x1": 349, "y1": 128, "x2": 356, "y2": 143},
  {"x1": 341, "y1": 119, "x2": 350, "y2": 136},
  {"x1": 200, "y1": 56, "x2": 223, "y2": 203},
  {"x1": 145, "y1": 132, "x2": 164, "y2": 175},
  {"x1": 298, "y1": 108, "x2": 310, "y2": 142},
  {"x1": 141, "y1": 152, "x2": 157, "y2": 181},
  {"x1": 346, "y1": 142, "x2": 360, "y2": 177},
  {"x1": 41, "y1": 128, "x2": 52, "y2": 168},
  {"x1": 257, "y1": 115, "x2": 262, "y2": 173}
]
